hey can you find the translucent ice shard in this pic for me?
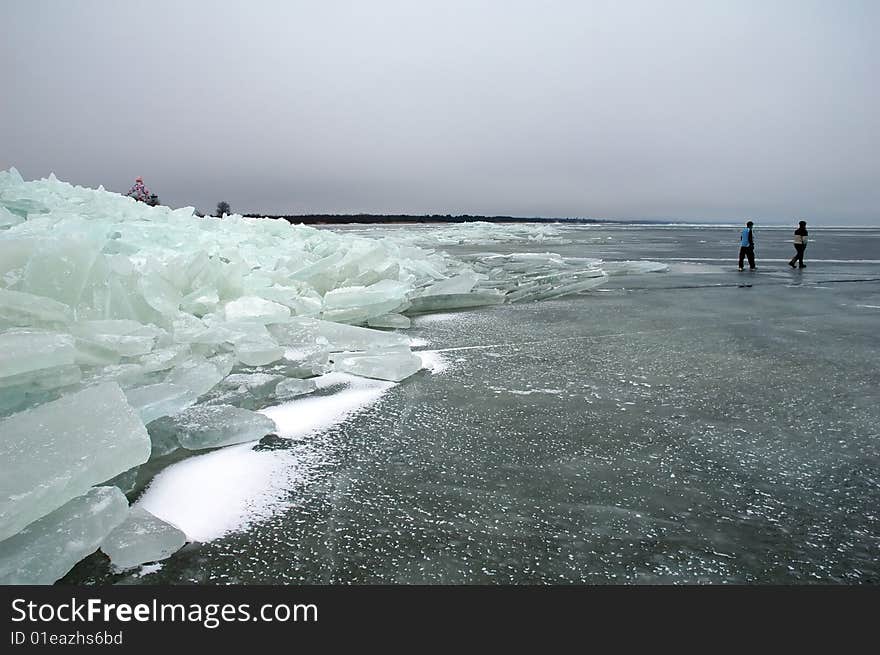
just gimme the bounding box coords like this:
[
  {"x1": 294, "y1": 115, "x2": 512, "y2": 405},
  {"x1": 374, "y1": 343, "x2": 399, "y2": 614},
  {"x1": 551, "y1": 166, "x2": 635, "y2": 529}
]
[
  {"x1": 165, "y1": 354, "x2": 233, "y2": 398},
  {"x1": 0, "y1": 289, "x2": 72, "y2": 326},
  {"x1": 0, "y1": 486, "x2": 129, "y2": 585},
  {"x1": 223, "y1": 296, "x2": 291, "y2": 323},
  {"x1": 269, "y1": 316, "x2": 409, "y2": 353},
  {"x1": 124, "y1": 383, "x2": 197, "y2": 424},
  {"x1": 202, "y1": 372, "x2": 283, "y2": 409},
  {"x1": 0, "y1": 331, "x2": 76, "y2": 380},
  {"x1": 168, "y1": 404, "x2": 277, "y2": 450},
  {"x1": 0, "y1": 204, "x2": 23, "y2": 229},
  {"x1": 367, "y1": 313, "x2": 412, "y2": 329},
  {"x1": 407, "y1": 291, "x2": 506, "y2": 313},
  {"x1": 274, "y1": 377, "x2": 318, "y2": 400},
  {"x1": 100, "y1": 506, "x2": 186, "y2": 570},
  {"x1": 234, "y1": 338, "x2": 286, "y2": 367},
  {"x1": 22, "y1": 239, "x2": 104, "y2": 307},
  {"x1": 333, "y1": 350, "x2": 423, "y2": 382},
  {"x1": 0, "y1": 382, "x2": 150, "y2": 542},
  {"x1": 321, "y1": 279, "x2": 410, "y2": 324},
  {"x1": 420, "y1": 272, "x2": 481, "y2": 296}
]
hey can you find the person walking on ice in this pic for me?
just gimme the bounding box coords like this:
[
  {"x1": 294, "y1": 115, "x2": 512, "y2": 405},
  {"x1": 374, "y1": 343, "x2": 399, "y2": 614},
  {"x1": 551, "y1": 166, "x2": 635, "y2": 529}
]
[
  {"x1": 738, "y1": 220, "x2": 756, "y2": 271},
  {"x1": 789, "y1": 220, "x2": 809, "y2": 269}
]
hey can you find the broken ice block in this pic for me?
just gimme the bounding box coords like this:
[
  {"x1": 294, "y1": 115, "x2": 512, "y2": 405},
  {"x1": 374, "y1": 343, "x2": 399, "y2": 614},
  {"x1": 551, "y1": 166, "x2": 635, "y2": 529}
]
[
  {"x1": 146, "y1": 419, "x2": 183, "y2": 458},
  {"x1": 138, "y1": 272, "x2": 182, "y2": 316},
  {"x1": 321, "y1": 280, "x2": 410, "y2": 324},
  {"x1": 223, "y1": 296, "x2": 291, "y2": 323},
  {"x1": 21, "y1": 239, "x2": 104, "y2": 307},
  {"x1": 0, "y1": 382, "x2": 150, "y2": 542},
  {"x1": 274, "y1": 377, "x2": 318, "y2": 399},
  {"x1": 0, "y1": 289, "x2": 72, "y2": 326},
  {"x1": 333, "y1": 350, "x2": 423, "y2": 382},
  {"x1": 100, "y1": 506, "x2": 186, "y2": 570},
  {"x1": 366, "y1": 313, "x2": 411, "y2": 329},
  {"x1": 269, "y1": 316, "x2": 409, "y2": 353},
  {"x1": 180, "y1": 287, "x2": 220, "y2": 316},
  {"x1": 202, "y1": 372, "x2": 283, "y2": 409},
  {"x1": 406, "y1": 291, "x2": 506, "y2": 314},
  {"x1": 169, "y1": 404, "x2": 277, "y2": 450},
  {"x1": 0, "y1": 204, "x2": 23, "y2": 228},
  {"x1": 234, "y1": 339, "x2": 286, "y2": 366},
  {"x1": 165, "y1": 354, "x2": 233, "y2": 397},
  {"x1": 0, "y1": 486, "x2": 129, "y2": 585},
  {"x1": 124, "y1": 383, "x2": 197, "y2": 424},
  {"x1": 420, "y1": 272, "x2": 481, "y2": 296},
  {"x1": 0, "y1": 331, "x2": 76, "y2": 380},
  {"x1": 0, "y1": 363, "x2": 82, "y2": 391}
]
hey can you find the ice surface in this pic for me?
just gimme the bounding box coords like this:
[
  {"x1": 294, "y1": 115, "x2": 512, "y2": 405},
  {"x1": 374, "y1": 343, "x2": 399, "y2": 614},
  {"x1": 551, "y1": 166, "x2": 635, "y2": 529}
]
[
  {"x1": 0, "y1": 382, "x2": 149, "y2": 542},
  {"x1": 0, "y1": 486, "x2": 128, "y2": 584},
  {"x1": 169, "y1": 404, "x2": 277, "y2": 450},
  {"x1": 100, "y1": 506, "x2": 186, "y2": 570}
]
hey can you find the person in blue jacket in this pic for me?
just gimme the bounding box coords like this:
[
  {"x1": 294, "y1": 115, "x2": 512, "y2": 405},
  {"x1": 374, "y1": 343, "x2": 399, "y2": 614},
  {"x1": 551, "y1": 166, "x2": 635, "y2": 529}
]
[{"x1": 738, "y1": 220, "x2": 756, "y2": 271}]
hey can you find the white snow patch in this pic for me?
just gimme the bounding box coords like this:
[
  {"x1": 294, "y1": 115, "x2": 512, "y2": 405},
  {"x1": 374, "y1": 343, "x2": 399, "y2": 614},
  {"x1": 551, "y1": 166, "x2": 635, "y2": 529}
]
[
  {"x1": 138, "y1": 372, "x2": 393, "y2": 542},
  {"x1": 258, "y1": 374, "x2": 393, "y2": 440},
  {"x1": 137, "y1": 443, "x2": 317, "y2": 542},
  {"x1": 408, "y1": 337, "x2": 430, "y2": 348},
  {"x1": 133, "y1": 563, "x2": 164, "y2": 578},
  {"x1": 418, "y1": 350, "x2": 450, "y2": 375}
]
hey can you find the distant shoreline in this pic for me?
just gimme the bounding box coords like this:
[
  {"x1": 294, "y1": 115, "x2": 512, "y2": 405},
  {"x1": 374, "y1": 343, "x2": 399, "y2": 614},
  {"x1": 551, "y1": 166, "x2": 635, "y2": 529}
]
[
  {"x1": 242, "y1": 214, "x2": 682, "y2": 226},
  {"x1": 237, "y1": 214, "x2": 870, "y2": 228}
]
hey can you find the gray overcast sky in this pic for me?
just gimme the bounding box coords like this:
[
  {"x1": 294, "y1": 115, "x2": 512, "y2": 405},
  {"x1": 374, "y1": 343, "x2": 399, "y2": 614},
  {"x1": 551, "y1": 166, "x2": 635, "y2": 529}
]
[{"x1": 1, "y1": 0, "x2": 878, "y2": 223}]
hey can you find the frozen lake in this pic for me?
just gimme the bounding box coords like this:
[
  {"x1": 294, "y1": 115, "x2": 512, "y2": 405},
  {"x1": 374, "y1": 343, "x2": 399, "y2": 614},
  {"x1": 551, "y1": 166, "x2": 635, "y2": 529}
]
[{"x1": 64, "y1": 224, "x2": 880, "y2": 584}]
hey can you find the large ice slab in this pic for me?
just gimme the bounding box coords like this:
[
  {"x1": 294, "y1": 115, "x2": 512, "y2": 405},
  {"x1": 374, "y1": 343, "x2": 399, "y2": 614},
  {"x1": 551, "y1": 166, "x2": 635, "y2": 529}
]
[
  {"x1": 168, "y1": 404, "x2": 277, "y2": 450},
  {"x1": 0, "y1": 289, "x2": 72, "y2": 326},
  {"x1": 274, "y1": 377, "x2": 318, "y2": 400},
  {"x1": 0, "y1": 486, "x2": 128, "y2": 585},
  {"x1": 333, "y1": 350, "x2": 424, "y2": 382},
  {"x1": 124, "y1": 383, "x2": 197, "y2": 424},
  {"x1": 0, "y1": 330, "x2": 76, "y2": 380},
  {"x1": 0, "y1": 382, "x2": 150, "y2": 541},
  {"x1": 100, "y1": 506, "x2": 186, "y2": 570},
  {"x1": 269, "y1": 316, "x2": 409, "y2": 353}
]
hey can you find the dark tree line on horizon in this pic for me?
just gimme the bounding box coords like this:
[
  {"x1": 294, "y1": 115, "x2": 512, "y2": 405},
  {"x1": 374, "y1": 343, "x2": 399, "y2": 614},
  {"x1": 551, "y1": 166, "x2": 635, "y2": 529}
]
[{"x1": 239, "y1": 213, "x2": 661, "y2": 225}]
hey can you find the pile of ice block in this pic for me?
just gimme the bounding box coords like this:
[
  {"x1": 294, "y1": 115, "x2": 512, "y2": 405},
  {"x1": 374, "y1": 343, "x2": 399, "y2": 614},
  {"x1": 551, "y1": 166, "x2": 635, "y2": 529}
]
[{"x1": 0, "y1": 168, "x2": 665, "y2": 583}]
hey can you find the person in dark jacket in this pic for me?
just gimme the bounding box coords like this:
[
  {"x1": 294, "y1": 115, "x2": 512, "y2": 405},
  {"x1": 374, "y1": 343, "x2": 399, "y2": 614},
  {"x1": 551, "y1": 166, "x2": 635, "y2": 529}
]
[
  {"x1": 738, "y1": 221, "x2": 756, "y2": 271},
  {"x1": 788, "y1": 221, "x2": 809, "y2": 269}
]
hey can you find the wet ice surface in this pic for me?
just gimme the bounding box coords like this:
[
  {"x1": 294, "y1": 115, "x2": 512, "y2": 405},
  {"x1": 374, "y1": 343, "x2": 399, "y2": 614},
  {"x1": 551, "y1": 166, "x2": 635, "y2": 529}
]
[{"x1": 64, "y1": 226, "x2": 880, "y2": 584}]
